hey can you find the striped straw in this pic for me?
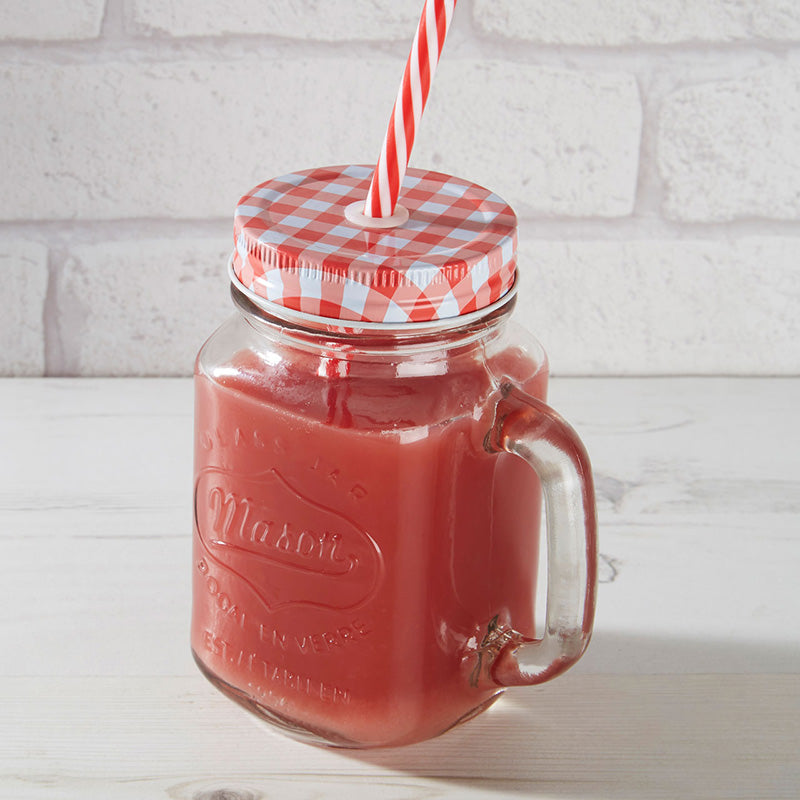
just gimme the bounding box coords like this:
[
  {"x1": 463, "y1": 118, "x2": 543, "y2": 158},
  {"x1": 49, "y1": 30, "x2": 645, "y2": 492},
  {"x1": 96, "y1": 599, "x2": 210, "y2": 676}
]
[{"x1": 364, "y1": 0, "x2": 457, "y2": 219}]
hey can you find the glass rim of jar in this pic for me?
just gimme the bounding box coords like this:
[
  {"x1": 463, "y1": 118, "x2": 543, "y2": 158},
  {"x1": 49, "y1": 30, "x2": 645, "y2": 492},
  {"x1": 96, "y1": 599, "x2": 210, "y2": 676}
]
[{"x1": 227, "y1": 254, "x2": 519, "y2": 338}]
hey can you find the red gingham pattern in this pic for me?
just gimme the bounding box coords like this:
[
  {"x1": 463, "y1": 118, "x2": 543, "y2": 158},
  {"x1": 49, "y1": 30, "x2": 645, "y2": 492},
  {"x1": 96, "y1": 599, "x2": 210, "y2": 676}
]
[{"x1": 232, "y1": 164, "x2": 517, "y2": 324}]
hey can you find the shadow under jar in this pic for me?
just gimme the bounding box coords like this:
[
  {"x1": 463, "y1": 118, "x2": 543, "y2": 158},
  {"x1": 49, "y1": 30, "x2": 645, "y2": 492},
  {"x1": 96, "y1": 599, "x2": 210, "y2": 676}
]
[{"x1": 191, "y1": 166, "x2": 597, "y2": 748}]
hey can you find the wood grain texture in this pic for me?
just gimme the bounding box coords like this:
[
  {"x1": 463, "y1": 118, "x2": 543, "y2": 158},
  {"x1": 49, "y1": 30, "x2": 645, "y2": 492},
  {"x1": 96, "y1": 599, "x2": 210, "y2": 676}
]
[
  {"x1": 0, "y1": 378, "x2": 798, "y2": 798},
  {"x1": 1, "y1": 675, "x2": 797, "y2": 799}
]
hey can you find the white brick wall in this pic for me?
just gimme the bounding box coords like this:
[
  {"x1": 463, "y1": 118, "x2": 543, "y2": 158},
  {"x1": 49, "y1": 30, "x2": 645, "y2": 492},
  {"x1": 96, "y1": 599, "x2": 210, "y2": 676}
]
[
  {"x1": 0, "y1": 60, "x2": 639, "y2": 221},
  {"x1": 417, "y1": 62, "x2": 641, "y2": 218},
  {"x1": 659, "y1": 66, "x2": 800, "y2": 221},
  {"x1": 474, "y1": 1, "x2": 800, "y2": 45},
  {"x1": 0, "y1": 242, "x2": 48, "y2": 375},
  {"x1": 517, "y1": 235, "x2": 800, "y2": 375},
  {"x1": 0, "y1": 59, "x2": 397, "y2": 220},
  {"x1": 127, "y1": 0, "x2": 420, "y2": 40},
  {"x1": 0, "y1": 1, "x2": 104, "y2": 41},
  {"x1": 54, "y1": 239, "x2": 232, "y2": 376},
  {"x1": 0, "y1": 0, "x2": 798, "y2": 376}
]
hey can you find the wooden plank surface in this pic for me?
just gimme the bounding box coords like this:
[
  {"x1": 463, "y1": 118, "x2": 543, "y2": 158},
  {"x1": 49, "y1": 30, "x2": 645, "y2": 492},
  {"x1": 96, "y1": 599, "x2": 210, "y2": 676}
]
[
  {"x1": 2, "y1": 674, "x2": 798, "y2": 799},
  {"x1": 1, "y1": 378, "x2": 798, "y2": 798}
]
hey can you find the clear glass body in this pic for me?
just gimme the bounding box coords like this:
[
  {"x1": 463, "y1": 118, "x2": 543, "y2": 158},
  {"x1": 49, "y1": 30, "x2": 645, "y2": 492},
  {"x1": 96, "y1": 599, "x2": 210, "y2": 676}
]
[{"x1": 191, "y1": 287, "x2": 591, "y2": 748}]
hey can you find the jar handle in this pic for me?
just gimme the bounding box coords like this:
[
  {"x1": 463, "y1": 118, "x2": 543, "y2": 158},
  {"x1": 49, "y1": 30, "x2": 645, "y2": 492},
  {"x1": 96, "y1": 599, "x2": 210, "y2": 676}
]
[{"x1": 485, "y1": 383, "x2": 598, "y2": 686}]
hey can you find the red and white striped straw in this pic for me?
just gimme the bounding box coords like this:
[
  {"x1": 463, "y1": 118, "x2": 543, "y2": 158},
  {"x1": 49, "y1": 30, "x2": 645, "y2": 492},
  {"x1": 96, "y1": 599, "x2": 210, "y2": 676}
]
[{"x1": 364, "y1": 0, "x2": 457, "y2": 219}]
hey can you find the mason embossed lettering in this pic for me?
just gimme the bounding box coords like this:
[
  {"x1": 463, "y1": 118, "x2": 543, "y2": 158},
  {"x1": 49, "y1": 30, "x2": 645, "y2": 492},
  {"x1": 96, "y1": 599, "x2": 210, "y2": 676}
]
[
  {"x1": 195, "y1": 467, "x2": 384, "y2": 613},
  {"x1": 207, "y1": 485, "x2": 352, "y2": 571}
]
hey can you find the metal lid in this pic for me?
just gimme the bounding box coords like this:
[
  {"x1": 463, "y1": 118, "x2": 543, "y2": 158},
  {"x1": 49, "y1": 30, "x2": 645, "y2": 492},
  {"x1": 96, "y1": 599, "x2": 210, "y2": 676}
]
[{"x1": 232, "y1": 164, "x2": 517, "y2": 324}]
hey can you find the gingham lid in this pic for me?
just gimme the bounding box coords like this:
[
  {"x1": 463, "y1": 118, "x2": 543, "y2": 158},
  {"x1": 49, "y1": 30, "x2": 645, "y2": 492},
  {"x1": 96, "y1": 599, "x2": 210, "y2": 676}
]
[{"x1": 232, "y1": 164, "x2": 517, "y2": 324}]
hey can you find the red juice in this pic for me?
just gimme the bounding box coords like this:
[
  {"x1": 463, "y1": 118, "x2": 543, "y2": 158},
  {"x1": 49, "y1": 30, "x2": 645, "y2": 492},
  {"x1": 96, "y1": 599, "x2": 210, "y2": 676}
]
[{"x1": 192, "y1": 337, "x2": 547, "y2": 747}]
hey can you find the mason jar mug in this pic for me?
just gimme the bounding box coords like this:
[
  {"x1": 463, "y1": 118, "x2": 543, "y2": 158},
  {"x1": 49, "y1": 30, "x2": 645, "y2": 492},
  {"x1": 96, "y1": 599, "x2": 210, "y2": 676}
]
[{"x1": 191, "y1": 166, "x2": 597, "y2": 748}]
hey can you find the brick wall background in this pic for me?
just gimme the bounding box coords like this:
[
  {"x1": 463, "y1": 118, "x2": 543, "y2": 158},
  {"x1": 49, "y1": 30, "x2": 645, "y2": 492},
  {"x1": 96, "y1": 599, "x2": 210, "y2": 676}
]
[{"x1": 1, "y1": 0, "x2": 799, "y2": 376}]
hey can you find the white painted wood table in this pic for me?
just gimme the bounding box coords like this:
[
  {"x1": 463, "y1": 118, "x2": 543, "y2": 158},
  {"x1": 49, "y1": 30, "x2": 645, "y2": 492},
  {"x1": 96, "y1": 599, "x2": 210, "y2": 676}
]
[{"x1": 1, "y1": 378, "x2": 798, "y2": 799}]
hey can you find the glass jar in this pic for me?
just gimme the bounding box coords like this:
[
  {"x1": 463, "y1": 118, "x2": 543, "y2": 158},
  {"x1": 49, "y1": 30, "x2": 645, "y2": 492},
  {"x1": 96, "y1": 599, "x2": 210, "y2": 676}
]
[{"x1": 192, "y1": 166, "x2": 597, "y2": 748}]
